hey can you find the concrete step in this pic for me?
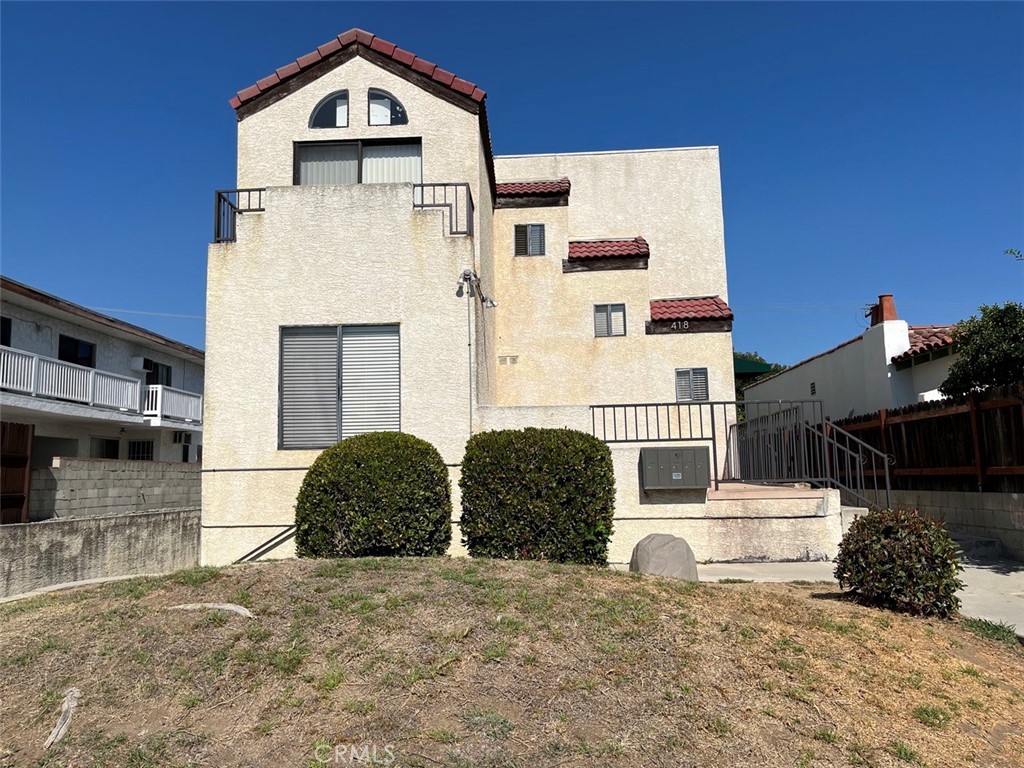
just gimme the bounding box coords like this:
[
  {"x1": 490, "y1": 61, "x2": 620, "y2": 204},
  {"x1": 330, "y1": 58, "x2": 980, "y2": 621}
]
[
  {"x1": 951, "y1": 534, "x2": 1003, "y2": 561},
  {"x1": 840, "y1": 506, "x2": 869, "y2": 536}
]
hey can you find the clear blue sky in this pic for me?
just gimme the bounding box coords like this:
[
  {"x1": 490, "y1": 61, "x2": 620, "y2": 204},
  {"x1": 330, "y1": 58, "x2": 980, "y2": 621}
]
[{"x1": 2, "y1": 2, "x2": 1022, "y2": 363}]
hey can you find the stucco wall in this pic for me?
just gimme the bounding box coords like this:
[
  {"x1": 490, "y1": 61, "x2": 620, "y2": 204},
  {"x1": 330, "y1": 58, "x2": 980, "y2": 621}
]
[
  {"x1": 0, "y1": 507, "x2": 200, "y2": 599},
  {"x1": 494, "y1": 148, "x2": 728, "y2": 303},
  {"x1": 30, "y1": 457, "x2": 201, "y2": 521},
  {"x1": 203, "y1": 183, "x2": 477, "y2": 564}
]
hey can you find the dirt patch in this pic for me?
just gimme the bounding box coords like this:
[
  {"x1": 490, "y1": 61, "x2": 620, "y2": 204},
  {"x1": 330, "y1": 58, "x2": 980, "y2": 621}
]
[{"x1": 1, "y1": 559, "x2": 1021, "y2": 767}]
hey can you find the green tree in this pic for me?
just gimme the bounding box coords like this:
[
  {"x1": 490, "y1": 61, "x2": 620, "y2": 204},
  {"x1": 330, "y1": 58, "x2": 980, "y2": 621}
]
[
  {"x1": 1005, "y1": 248, "x2": 1022, "y2": 262},
  {"x1": 939, "y1": 301, "x2": 1024, "y2": 398},
  {"x1": 734, "y1": 350, "x2": 786, "y2": 401}
]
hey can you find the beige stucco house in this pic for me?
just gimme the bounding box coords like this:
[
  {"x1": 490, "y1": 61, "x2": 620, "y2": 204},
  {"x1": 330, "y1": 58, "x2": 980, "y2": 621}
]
[{"x1": 204, "y1": 29, "x2": 851, "y2": 566}]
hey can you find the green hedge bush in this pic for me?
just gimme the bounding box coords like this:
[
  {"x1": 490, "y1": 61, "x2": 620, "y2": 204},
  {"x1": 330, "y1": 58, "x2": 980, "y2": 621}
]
[
  {"x1": 295, "y1": 432, "x2": 451, "y2": 558},
  {"x1": 459, "y1": 427, "x2": 615, "y2": 565},
  {"x1": 834, "y1": 507, "x2": 964, "y2": 617}
]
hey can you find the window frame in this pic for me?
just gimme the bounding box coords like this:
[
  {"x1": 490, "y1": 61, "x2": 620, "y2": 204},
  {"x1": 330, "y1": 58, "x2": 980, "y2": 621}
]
[
  {"x1": 675, "y1": 367, "x2": 710, "y2": 402},
  {"x1": 127, "y1": 440, "x2": 155, "y2": 461},
  {"x1": 277, "y1": 323, "x2": 402, "y2": 450},
  {"x1": 57, "y1": 334, "x2": 96, "y2": 369},
  {"x1": 594, "y1": 303, "x2": 627, "y2": 338},
  {"x1": 143, "y1": 358, "x2": 172, "y2": 387},
  {"x1": 309, "y1": 90, "x2": 350, "y2": 129},
  {"x1": 292, "y1": 138, "x2": 423, "y2": 185},
  {"x1": 514, "y1": 223, "x2": 546, "y2": 256},
  {"x1": 367, "y1": 88, "x2": 409, "y2": 126}
]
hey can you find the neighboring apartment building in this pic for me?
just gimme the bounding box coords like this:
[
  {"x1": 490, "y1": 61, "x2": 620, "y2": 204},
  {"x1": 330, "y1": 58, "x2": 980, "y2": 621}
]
[
  {"x1": 0, "y1": 277, "x2": 204, "y2": 521},
  {"x1": 203, "y1": 29, "x2": 738, "y2": 565},
  {"x1": 745, "y1": 294, "x2": 957, "y2": 421}
]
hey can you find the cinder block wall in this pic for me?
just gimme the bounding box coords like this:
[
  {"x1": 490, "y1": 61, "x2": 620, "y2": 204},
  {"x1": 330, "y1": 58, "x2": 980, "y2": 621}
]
[
  {"x1": 866, "y1": 489, "x2": 1024, "y2": 561},
  {"x1": 30, "y1": 458, "x2": 201, "y2": 521},
  {"x1": 0, "y1": 508, "x2": 200, "y2": 599}
]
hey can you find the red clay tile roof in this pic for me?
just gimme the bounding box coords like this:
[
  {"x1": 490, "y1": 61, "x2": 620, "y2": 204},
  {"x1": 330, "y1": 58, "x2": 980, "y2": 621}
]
[
  {"x1": 650, "y1": 296, "x2": 734, "y2": 321},
  {"x1": 495, "y1": 178, "x2": 571, "y2": 197},
  {"x1": 568, "y1": 237, "x2": 649, "y2": 260},
  {"x1": 891, "y1": 325, "x2": 955, "y2": 363},
  {"x1": 229, "y1": 28, "x2": 486, "y2": 110}
]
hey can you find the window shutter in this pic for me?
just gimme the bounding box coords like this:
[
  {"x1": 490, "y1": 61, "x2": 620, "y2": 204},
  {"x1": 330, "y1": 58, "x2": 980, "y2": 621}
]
[
  {"x1": 514, "y1": 225, "x2": 528, "y2": 256},
  {"x1": 528, "y1": 224, "x2": 545, "y2": 255},
  {"x1": 280, "y1": 326, "x2": 339, "y2": 448},
  {"x1": 594, "y1": 305, "x2": 609, "y2": 337},
  {"x1": 297, "y1": 144, "x2": 359, "y2": 185},
  {"x1": 361, "y1": 143, "x2": 422, "y2": 184},
  {"x1": 610, "y1": 304, "x2": 626, "y2": 336},
  {"x1": 675, "y1": 369, "x2": 692, "y2": 402},
  {"x1": 692, "y1": 368, "x2": 709, "y2": 401},
  {"x1": 341, "y1": 325, "x2": 401, "y2": 438}
]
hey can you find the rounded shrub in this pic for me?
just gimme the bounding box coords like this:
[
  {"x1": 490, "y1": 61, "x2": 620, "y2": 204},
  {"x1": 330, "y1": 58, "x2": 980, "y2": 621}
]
[
  {"x1": 295, "y1": 432, "x2": 451, "y2": 558},
  {"x1": 834, "y1": 507, "x2": 964, "y2": 617},
  {"x1": 459, "y1": 427, "x2": 615, "y2": 565}
]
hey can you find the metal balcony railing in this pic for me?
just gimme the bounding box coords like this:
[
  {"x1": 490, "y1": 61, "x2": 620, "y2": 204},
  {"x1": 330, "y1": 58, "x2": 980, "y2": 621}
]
[
  {"x1": 0, "y1": 345, "x2": 141, "y2": 412},
  {"x1": 413, "y1": 183, "x2": 474, "y2": 236},
  {"x1": 213, "y1": 188, "x2": 265, "y2": 243},
  {"x1": 143, "y1": 384, "x2": 203, "y2": 423}
]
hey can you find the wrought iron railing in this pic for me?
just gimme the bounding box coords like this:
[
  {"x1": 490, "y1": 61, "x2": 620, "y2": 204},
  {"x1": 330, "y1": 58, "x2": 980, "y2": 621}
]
[
  {"x1": 213, "y1": 188, "x2": 266, "y2": 243},
  {"x1": 413, "y1": 183, "x2": 474, "y2": 236},
  {"x1": 590, "y1": 398, "x2": 891, "y2": 508}
]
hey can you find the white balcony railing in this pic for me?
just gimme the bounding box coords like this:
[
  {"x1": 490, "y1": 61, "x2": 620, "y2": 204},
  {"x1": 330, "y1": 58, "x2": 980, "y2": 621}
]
[
  {"x1": 144, "y1": 384, "x2": 203, "y2": 423},
  {"x1": 0, "y1": 345, "x2": 141, "y2": 412}
]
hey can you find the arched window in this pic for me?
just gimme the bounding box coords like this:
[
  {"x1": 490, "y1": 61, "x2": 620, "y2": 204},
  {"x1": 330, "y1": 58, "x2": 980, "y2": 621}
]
[
  {"x1": 368, "y1": 89, "x2": 408, "y2": 126},
  {"x1": 309, "y1": 91, "x2": 349, "y2": 129}
]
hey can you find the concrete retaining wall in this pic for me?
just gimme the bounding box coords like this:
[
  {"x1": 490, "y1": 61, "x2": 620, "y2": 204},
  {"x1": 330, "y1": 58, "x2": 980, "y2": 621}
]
[
  {"x1": 866, "y1": 489, "x2": 1024, "y2": 561},
  {"x1": 0, "y1": 507, "x2": 200, "y2": 599},
  {"x1": 31, "y1": 457, "x2": 200, "y2": 521}
]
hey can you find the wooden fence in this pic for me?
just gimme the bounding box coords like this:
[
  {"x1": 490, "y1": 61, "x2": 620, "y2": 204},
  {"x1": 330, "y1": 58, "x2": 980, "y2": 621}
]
[{"x1": 835, "y1": 385, "x2": 1024, "y2": 493}]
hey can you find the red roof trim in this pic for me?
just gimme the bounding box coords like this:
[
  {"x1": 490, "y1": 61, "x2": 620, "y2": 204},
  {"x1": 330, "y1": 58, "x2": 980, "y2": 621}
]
[
  {"x1": 891, "y1": 325, "x2": 955, "y2": 363},
  {"x1": 230, "y1": 28, "x2": 487, "y2": 110},
  {"x1": 649, "y1": 296, "x2": 733, "y2": 321},
  {"x1": 568, "y1": 236, "x2": 649, "y2": 260},
  {"x1": 495, "y1": 178, "x2": 571, "y2": 197}
]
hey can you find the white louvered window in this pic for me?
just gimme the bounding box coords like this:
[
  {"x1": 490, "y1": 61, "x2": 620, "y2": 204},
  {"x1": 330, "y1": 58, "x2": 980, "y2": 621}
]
[
  {"x1": 675, "y1": 367, "x2": 709, "y2": 402},
  {"x1": 295, "y1": 141, "x2": 421, "y2": 185},
  {"x1": 594, "y1": 304, "x2": 626, "y2": 338},
  {"x1": 309, "y1": 91, "x2": 349, "y2": 128},
  {"x1": 341, "y1": 325, "x2": 401, "y2": 439},
  {"x1": 514, "y1": 224, "x2": 545, "y2": 256},
  {"x1": 279, "y1": 325, "x2": 400, "y2": 449}
]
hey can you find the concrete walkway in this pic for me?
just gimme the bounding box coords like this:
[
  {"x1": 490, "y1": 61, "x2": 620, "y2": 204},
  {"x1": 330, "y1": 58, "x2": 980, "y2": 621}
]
[{"x1": 698, "y1": 559, "x2": 1024, "y2": 635}]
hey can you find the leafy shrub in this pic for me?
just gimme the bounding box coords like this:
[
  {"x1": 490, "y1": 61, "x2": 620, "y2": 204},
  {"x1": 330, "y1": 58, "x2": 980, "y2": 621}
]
[
  {"x1": 295, "y1": 432, "x2": 451, "y2": 558},
  {"x1": 459, "y1": 427, "x2": 615, "y2": 565},
  {"x1": 834, "y1": 507, "x2": 964, "y2": 617}
]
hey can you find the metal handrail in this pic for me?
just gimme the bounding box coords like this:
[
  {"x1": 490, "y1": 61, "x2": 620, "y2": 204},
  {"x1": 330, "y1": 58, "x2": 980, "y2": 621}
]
[
  {"x1": 413, "y1": 183, "x2": 474, "y2": 236},
  {"x1": 806, "y1": 421, "x2": 892, "y2": 510},
  {"x1": 213, "y1": 188, "x2": 266, "y2": 243}
]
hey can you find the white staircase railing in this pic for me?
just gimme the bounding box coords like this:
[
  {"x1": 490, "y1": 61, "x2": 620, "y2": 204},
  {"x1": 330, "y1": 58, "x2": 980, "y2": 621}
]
[{"x1": 0, "y1": 345, "x2": 141, "y2": 412}]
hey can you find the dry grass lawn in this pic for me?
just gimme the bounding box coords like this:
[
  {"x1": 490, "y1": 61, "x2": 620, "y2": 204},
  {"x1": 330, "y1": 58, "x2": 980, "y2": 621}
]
[{"x1": 0, "y1": 558, "x2": 1021, "y2": 767}]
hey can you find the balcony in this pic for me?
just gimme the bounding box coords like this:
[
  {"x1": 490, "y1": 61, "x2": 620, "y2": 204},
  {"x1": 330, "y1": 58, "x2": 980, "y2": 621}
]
[
  {"x1": 1, "y1": 345, "x2": 141, "y2": 412},
  {"x1": 143, "y1": 385, "x2": 203, "y2": 425},
  {"x1": 0, "y1": 346, "x2": 203, "y2": 427},
  {"x1": 213, "y1": 183, "x2": 473, "y2": 243}
]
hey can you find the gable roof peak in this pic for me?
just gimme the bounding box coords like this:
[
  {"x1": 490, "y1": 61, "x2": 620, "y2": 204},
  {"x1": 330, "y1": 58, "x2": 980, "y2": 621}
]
[{"x1": 229, "y1": 28, "x2": 487, "y2": 112}]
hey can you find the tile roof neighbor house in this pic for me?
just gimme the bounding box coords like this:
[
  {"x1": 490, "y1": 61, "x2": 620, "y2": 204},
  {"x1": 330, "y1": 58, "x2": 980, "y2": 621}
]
[
  {"x1": 744, "y1": 294, "x2": 958, "y2": 421},
  {"x1": 203, "y1": 28, "x2": 854, "y2": 566},
  {"x1": 0, "y1": 276, "x2": 204, "y2": 523}
]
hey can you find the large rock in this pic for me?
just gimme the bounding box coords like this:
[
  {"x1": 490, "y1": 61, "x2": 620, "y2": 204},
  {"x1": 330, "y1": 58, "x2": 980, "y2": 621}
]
[{"x1": 629, "y1": 534, "x2": 699, "y2": 582}]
